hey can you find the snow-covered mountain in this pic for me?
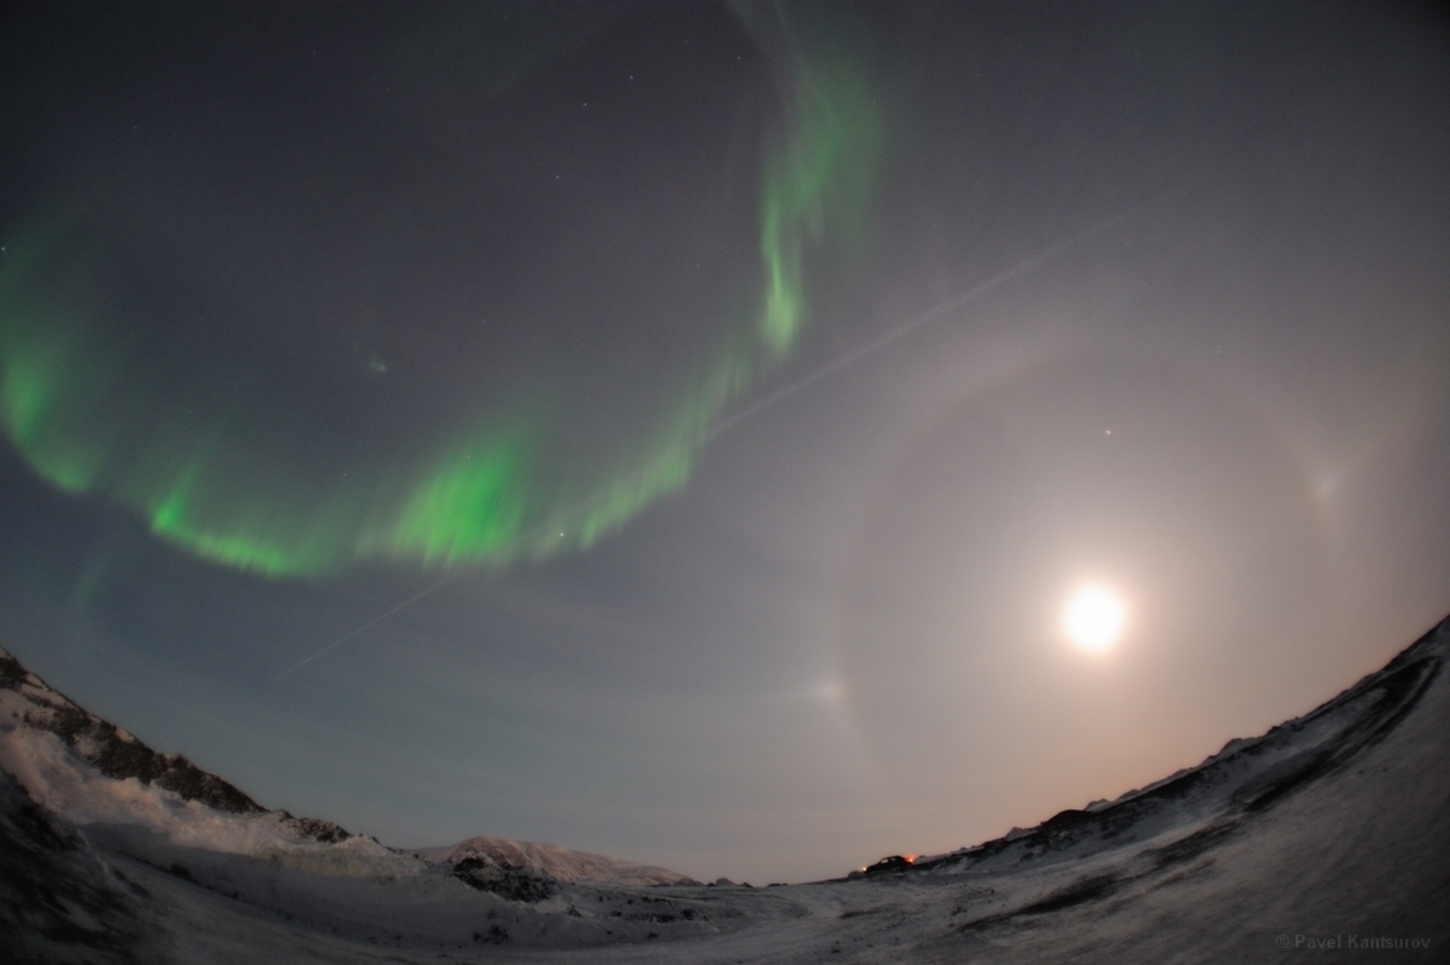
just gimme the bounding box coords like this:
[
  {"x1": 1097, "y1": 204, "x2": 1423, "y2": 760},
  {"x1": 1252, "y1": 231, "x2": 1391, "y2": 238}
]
[
  {"x1": 866, "y1": 614, "x2": 1444, "y2": 881},
  {"x1": 3, "y1": 618, "x2": 1447, "y2": 964},
  {"x1": 0, "y1": 644, "x2": 692, "y2": 887},
  {"x1": 417, "y1": 836, "x2": 697, "y2": 888}
]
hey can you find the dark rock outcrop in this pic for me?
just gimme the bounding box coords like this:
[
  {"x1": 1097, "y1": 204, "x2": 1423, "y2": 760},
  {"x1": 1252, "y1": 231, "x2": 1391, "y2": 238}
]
[
  {"x1": 450, "y1": 857, "x2": 558, "y2": 902},
  {"x1": 0, "y1": 645, "x2": 350, "y2": 842}
]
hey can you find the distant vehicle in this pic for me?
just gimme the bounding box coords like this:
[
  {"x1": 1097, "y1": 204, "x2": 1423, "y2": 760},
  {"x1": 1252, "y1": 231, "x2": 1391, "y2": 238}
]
[{"x1": 861, "y1": 854, "x2": 916, "y2": 876}]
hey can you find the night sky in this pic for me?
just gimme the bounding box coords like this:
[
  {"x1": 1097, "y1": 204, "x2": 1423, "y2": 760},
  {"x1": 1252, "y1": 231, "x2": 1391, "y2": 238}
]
[{"x1": 1, "y1": 1, "x2": 1447, "y2": 884}]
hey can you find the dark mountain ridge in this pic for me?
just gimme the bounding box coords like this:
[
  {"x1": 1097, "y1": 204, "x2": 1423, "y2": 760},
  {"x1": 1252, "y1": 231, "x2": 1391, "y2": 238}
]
[
  {"x1": 0, "y1": 645, "x2": 350, "y2": 842},
  {"x1": 862, "y1": 615, "x2": 1447, "y2": 880}
]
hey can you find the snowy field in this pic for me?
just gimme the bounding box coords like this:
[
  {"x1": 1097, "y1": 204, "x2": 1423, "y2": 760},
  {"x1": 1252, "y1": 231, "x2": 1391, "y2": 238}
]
[{"x1": 4, "y1": 621, "x2": 1448, "y2": 964}]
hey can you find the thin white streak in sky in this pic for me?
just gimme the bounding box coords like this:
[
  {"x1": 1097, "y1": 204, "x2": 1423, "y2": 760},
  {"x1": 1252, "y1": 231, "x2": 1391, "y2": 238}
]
[
  {"x1": 707, "y1": 186, "x2": 1183, "y2": 441},
  {"x1": 276, "y1": 572, "x2": 462, "y2": 678},
  {"x1": 277, "y1": 187, "x2": 1183, "y2": 681}
]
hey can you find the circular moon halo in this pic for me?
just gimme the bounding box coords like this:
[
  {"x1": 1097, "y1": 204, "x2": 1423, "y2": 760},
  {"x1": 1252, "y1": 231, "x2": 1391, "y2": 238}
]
[{"x1": 1061, "y1": 584, "x2": 1127, "y2": 653}]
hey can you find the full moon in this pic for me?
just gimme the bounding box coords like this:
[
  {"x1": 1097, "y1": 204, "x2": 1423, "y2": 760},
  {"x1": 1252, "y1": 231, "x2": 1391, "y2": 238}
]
[{"x1": 1061, "y1": 584, "x2": 1128, "y2": 652}]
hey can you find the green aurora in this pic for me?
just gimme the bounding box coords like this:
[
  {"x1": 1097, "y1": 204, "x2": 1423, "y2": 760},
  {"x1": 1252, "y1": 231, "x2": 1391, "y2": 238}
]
[{"x1": 0, "y1": 35, "x2": 882, "y2": 580}]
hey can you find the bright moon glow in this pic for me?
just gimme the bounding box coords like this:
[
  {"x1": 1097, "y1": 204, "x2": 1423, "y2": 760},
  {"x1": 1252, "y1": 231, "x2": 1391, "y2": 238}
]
[{"x1": 1061, "y1": 584, "x2": 1128, "y2": 652}]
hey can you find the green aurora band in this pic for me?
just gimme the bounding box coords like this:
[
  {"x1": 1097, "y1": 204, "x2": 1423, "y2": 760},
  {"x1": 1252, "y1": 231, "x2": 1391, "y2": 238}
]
[{"x1": 0, "y1": 40, "x2": 882, "y2": 580}]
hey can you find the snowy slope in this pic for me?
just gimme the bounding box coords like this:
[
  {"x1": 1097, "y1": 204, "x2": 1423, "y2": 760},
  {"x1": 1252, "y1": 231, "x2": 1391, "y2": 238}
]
[
  {"x1": 2, "y1": 617, "x2": 1447, "y2": 964},
  {"x1": 0, "y1": 644, "x2": 695, "y2": 886},
  {"x1": 0, "y1": 644, "x2": 418, "y2": 878},
  {"x1": 894, "y1": 614, "x2": 1445, "y2": 880}
]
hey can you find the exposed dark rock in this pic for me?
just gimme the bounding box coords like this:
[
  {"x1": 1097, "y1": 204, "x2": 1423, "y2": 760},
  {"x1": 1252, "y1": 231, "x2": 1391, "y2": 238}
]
[
  {"x1": 472, "y1": 924, "x2": 511, "y2": 943},
  {"x1": 278, "y1": 813, "x2": 352, "y2": 844},
  {"x1": 451, "y1": 857, "x2": 558, "y2": 902},
  {"x1": 0, "y1": 648, "x2": 266, "y2": 815},
  {"x1": 1017, "y1": 873, "x2": 1123, "y2": 915},
  {"x1": 0, "y1": 645, "x2": 353, "y2": 842},
  {"x1": 0, "y1": 649, "x2": 27, "y2": 689}
]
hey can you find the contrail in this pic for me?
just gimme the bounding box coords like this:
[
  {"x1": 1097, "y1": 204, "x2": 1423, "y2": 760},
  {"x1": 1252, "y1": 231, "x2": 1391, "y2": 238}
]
[
  {"x1": 276, "y1": 571, "x2": 464, "y2": 678},
  {"x1": 277, "y1": 186, "x2": 1182, "y2": 680},
  {"x1": 707, "y1": 185, "x2": 1183, "y2": 441}
]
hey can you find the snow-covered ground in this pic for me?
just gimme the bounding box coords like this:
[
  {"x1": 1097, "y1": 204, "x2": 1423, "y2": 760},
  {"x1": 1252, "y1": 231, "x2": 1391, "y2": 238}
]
[{"x1": 3, "y1": 619, "x2": 1448, "y2": 964}]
